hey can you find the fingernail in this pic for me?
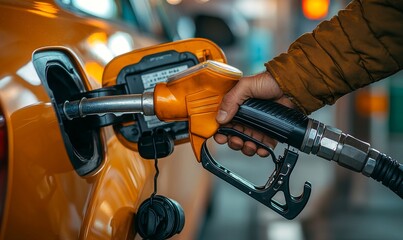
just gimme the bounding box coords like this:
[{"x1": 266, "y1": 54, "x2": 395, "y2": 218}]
[{"x1": 216, "y1": 110, "x2": 228, "y2": 123}]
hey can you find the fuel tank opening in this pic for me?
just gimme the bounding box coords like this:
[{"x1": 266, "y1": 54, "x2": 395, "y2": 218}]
[
  {"x1": 46, "y1": 64, "x2": 99, "y2": 160},
  {"x1": 33, "y1": 50, "x2": 103, "y2": 176}
]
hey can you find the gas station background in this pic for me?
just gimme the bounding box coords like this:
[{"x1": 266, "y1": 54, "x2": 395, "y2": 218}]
[{"x1": 172, "y1": 1, "x2": 403, "y2": 239}]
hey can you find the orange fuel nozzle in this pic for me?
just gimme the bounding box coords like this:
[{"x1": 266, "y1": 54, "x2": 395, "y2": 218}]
[{"x1": 153, "y1": 60, "x2": 242, "y2": 161}]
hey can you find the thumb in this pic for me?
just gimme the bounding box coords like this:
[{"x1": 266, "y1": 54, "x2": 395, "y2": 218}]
[{"x1": 216, "y1": 80, "x2": 250, "y2": 124}]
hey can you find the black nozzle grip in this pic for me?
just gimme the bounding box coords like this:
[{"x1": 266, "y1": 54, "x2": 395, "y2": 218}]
[{"x1": 233, "y1": 99, "x2": 309, "y2": 149}]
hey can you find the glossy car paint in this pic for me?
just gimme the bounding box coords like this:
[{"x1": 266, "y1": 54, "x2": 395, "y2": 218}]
[{"x1": 0, "y1": 1, "x2": 211, "y2": 239}]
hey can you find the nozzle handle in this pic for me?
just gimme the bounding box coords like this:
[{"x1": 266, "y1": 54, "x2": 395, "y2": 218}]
[
  {"x1": 233, "y1": 99, "x2": 309, "y2": 149},
  {"x1": 201, "y1": 127, "x2": 311, "y2": 219}
]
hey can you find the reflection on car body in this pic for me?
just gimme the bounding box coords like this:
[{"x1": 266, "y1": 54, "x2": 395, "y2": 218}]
[{"x1": 0, "y1": 0, "x2": 211, "y2": 239}]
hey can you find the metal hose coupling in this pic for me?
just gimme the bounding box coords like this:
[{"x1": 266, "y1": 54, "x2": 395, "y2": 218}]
[
  {"x1": 301, "y1": 119, "x2": 378, "y2": 176},
  {"x1": 61, "y1": 92, "x2": 155, "y2": 120}
]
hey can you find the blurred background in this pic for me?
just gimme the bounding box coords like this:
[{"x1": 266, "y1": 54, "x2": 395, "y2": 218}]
[{"x1": 61, "y1": 0, "x2": 403, "y2": 239}]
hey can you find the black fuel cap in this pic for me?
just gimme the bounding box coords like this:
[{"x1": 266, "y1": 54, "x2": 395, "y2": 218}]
[{"x1": 135, "y1": 195, "x2": 185, "y2": 239}]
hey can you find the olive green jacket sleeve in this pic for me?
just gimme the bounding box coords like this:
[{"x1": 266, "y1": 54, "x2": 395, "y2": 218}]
[{"x1": 265, "y1": 0, "x2": 403, "y2": 114}]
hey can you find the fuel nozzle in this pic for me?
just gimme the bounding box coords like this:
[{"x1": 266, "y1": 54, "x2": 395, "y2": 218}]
[{"x1": 60, "y1": 92, "x2": 155, "y2": 120}]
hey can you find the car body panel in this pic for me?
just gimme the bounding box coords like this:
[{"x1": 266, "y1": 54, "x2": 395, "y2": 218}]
[{"x1": 0, "y1": 1, "x2": 211, "y2": 239}]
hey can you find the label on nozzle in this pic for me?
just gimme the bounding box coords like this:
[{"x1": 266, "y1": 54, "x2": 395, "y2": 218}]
[
  {"x1": 141, "y1": 65, "x2": 188, "y2": 89},
  {"x1": 167, "y1": 60, "x2": 243, "y2": 83},
  {"x1": 141, "y1": 65, "x2": 189, "y2": 128}
]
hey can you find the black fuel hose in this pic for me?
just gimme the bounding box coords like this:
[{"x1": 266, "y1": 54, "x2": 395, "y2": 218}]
[{"x1": 371, "y1": 154, "x2": 403, "y2": 198}]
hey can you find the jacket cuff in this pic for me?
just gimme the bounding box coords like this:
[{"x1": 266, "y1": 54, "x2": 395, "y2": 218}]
[{"x1": 265, "y1": 54, "x2": 325, "y2": 115}]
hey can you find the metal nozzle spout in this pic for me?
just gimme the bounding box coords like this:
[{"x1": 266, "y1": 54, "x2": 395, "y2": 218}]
[{"x1": 61, "y1": 92, "x2": 155, "y2": 120}]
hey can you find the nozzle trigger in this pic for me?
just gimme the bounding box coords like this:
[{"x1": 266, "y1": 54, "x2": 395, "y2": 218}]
[{"x1": 201, "y1": 127, "x2": 311, "y2": 219}]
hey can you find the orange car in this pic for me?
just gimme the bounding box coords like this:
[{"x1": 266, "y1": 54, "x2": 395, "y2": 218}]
[{"x1": 0, "y1": 0, "x2": 213, "y2": 239}]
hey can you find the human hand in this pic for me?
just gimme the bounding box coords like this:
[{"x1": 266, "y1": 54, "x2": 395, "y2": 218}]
[{"x1": 214, "y1": 71, "x2": 295, "y2": 157}]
